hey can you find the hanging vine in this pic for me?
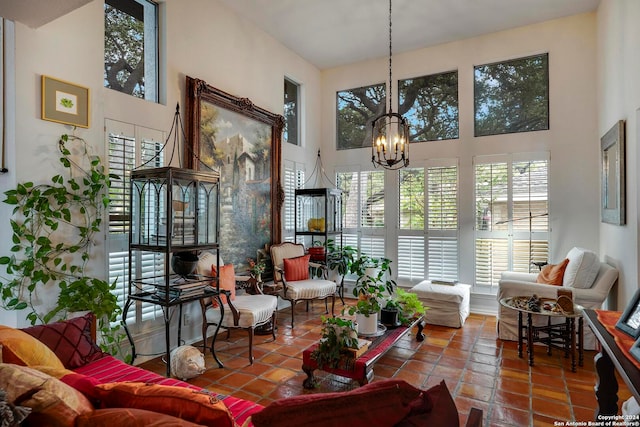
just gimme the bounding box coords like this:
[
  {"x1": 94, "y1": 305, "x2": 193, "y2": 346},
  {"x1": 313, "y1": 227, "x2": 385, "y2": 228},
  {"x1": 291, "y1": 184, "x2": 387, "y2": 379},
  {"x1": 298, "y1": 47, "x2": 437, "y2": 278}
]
[{"x1": 0, "y1": 134, "x2": 125, "y2": 356}]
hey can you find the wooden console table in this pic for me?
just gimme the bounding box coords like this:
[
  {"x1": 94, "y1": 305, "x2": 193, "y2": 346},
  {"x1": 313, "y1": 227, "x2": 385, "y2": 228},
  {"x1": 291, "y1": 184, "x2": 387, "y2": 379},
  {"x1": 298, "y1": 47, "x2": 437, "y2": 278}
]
[
  {"x1": 302, "y1": 316, "x2": 424, "y2": 389},
  {"x1": 583, "y1": 309, "x2": 640, "y2": 417}
]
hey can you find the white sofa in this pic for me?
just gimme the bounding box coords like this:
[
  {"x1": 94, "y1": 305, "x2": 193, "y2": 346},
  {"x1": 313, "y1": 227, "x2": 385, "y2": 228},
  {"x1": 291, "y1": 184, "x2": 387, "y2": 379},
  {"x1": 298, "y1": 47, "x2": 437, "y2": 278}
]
[{"x1": 497, "y1": 247, "x2": 618, "y2": 350}]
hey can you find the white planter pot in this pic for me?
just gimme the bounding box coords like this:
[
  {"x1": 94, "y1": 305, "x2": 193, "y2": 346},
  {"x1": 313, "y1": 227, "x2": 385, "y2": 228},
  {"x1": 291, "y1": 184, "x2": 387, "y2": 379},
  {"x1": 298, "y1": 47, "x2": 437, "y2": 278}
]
[{"x1": 356, "y1": 312, "x2": 378, "y2": 335}]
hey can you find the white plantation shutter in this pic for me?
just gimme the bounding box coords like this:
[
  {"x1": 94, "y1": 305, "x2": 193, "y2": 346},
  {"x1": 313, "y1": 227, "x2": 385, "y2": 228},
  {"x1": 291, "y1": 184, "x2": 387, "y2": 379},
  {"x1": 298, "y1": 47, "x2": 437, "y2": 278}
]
[
  {"x1": 337, "y1": 170, "x2": 385, "y2": 258},
  {"x1": 398, "y1": 164, "x2": 458, "y2": 283},
  {"x1": 474, "y1": 155, "x2": 549, "y2": 292},
  {"x1": 107, "y1": 120, "x2": 164, "y2": 324},
  {"x1": 283, "y1": 162, "x2": 305, "y2": 242}
]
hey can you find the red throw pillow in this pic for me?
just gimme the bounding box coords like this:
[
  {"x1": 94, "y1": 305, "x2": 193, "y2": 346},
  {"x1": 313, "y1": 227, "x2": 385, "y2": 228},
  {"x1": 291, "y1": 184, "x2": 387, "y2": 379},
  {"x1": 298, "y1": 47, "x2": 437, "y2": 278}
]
[
  {"x1": 283, "y1": 254, "x2": 310, "y2": 281},
  {"x1": 251, "y1": 379, "x2": 428, "y2": 427},
  {"x1": 536, "y1": 258, "x2": 570, "y2": 286},
  {"x1": 211, "y1": 264, "x2": 236, "y2": 305},
  {"x1": 95, "y1": 382, "x2": 234, "y2": 427},
  {"x1": 22, "y1": 312, "x2": 106, "y2": 369}
]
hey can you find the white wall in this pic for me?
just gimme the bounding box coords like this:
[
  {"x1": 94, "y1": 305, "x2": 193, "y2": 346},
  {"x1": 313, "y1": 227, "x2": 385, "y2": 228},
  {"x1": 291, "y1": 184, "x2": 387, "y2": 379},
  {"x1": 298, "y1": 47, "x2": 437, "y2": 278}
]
[
  {"x1": 320, "y1": 13, "x2": 601, "y2": 292},
  {"x1": 597, "y1": 0, "x2": 640, "y2": 310},
  {"x1": 3, "y1": 0, "x2": 321, "y2": 356}
]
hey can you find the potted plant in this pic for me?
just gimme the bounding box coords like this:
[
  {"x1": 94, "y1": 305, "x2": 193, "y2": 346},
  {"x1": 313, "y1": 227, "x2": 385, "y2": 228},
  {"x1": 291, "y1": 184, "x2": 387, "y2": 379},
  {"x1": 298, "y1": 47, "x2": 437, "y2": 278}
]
[
  {"x1": 345, "y1": 255, "x2": 396, "y2": 335},
  {"x1": 247, "y1": 257, "x2": 266, "y2": 282},
  {"x1": 310, "y1": 316, "x2": 359, "y2": 369},
  {"x1": 394, "y1": 289, "x2": 427, "y2": 325},
  {"x1": 380, "y1": 298, "x2": 401, "y2": 328},
  {"x1": 325, "y1": 240, "x2": 356, "y2": 291}
]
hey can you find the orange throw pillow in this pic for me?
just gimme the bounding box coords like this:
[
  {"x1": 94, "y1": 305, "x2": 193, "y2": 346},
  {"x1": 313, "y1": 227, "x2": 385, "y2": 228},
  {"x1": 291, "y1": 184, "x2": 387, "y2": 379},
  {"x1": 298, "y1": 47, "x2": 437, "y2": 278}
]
[
  {"x1": 537, "y1": 258, "x2": 570, "y2": 286},
  {"x1": 95, "y1": 382, "x2": 234, "y2": 427},
  {"x1": 283, "y1": 255, "x2": 310, "y2": 281},
  {"x1": 76, "y1": 407, "x2": 204, "y2": 426},
  {"x1": 211, "y1": 264, "x2": 236, "y2": 305},
  {"x1": 0, "y1": 326, "x2": 65, "y2": 369}
]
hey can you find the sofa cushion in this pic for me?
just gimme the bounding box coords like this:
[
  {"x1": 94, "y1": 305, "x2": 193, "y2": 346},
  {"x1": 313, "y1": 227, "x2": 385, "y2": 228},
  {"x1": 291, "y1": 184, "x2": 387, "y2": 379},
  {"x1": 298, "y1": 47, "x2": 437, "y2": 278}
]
[
  {"x1": 21, "y1": 313, "x2": 106, "y2": 369},
  {"x1": 563, "y1": 247, "x2": 600, "y2": 289},
  {"x1": 0, "y1": 326, "x2": 64, "y2": 369},
  {"x1": 536, "y1": 259, "x2": 569, "y2": 286},
  {"x1": 76, "y1": 407, "x2": 205, "y2": 426},
  {"x1": 250, "y1": 379, "x2": 434, "y2": 427},
  {"x1": 95, "y1": 382, "x2": 234, "y2": 427},
  {"x1": 0, "y1": 363, "x2": 94, "y2": 427},
  {"x1": 395, "y1": 380, "x2": 459, "y2": 426},
  {"x1": 283, "y1": 254, "x2": 310, "y2": 281}
]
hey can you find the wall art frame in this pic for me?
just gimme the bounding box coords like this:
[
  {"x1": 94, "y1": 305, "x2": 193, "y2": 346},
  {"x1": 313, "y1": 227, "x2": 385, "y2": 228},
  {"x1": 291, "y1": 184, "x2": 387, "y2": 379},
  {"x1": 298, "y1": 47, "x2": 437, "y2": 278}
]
[
  {"x1": 185, "y1": 76, "x2": 284, "y2": 270},
  {"x1": 600, "y1": 119, "x2": 625, "y2": 225},
  {"x1": 615, "y1": 288, "x2": 640, "y2": 339},
  {"x1": 41, "y1": 75, "x2": 90, "y2": 128}
]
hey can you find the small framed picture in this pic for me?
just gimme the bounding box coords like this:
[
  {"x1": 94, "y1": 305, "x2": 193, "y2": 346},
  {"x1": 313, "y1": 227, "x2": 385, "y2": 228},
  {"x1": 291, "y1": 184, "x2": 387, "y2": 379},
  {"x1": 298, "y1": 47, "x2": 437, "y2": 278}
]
[
  {"x1": 41, "y1": 75, "x2": 90, "y2": 128},
  {"x1": 615, "y1": 288, "x2": 640, "y2": 338}
]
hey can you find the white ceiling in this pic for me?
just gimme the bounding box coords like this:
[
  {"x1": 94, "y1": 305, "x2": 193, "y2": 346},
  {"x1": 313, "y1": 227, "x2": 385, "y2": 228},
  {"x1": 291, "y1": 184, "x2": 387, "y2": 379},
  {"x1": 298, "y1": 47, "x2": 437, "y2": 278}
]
[
  {"x1": 217, "y1": 0, "x2": 601, "y2": 69},
  {"x1": 0, "y1": 0, "x2": 92, "y2": 28}
]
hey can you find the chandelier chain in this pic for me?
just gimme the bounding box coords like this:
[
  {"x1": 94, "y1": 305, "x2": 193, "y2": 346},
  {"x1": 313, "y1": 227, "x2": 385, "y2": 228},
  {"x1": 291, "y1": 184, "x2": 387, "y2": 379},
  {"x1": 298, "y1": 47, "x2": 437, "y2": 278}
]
[{"x1": 388, "y1": 0, "x2": 393, "y2": 114}]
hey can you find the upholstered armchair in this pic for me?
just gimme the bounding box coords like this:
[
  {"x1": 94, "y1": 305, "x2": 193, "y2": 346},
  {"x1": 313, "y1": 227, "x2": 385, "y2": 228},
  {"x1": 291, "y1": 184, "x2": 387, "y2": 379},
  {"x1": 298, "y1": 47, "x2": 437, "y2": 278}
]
[
  {"x1": 497, "y1": 247, "x2": 618, "y2": 349},
  {"x1": 270, "y1": 242, "x2": 337, "y2": 327},
  {"x1": 197, "y1": 252, "x2": 278, "y2": 364}
]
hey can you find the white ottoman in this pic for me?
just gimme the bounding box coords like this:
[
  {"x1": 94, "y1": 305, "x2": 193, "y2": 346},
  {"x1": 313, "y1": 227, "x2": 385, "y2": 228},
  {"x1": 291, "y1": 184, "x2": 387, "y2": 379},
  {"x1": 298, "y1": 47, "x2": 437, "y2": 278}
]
[{"x1": 409, "y1": 281, "x2": 471, "y2": 328}]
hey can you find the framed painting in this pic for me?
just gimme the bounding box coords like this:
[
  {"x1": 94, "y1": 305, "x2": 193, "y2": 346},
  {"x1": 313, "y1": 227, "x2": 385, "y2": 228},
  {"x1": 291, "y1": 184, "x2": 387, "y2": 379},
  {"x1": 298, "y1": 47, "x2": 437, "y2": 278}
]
[
  {"x1": 41, "y1": 76, "x2": 90, "y2": 128},
  {"x1": 185, "y1": 76, "x2": 284, "y2": 271},
  {"x1": 616, "y1": 288, "x2": 640, "y2": 339},
  {"x1": 601, "y1": 120, "x2": 625, "y2": 225}
]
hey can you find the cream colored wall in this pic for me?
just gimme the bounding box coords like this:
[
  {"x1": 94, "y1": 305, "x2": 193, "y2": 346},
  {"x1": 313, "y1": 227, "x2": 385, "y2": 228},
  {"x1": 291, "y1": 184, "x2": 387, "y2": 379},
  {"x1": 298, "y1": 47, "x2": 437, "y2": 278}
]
[
  {"x1": 2, "y1": 0, "x2": 321, "y2": 342},
  {"x1": 321, "y1": 13, "x2": 600, "y2": 290},
  {"x1": 597, "y1": 0, "x2": 640, "y2": 310}
]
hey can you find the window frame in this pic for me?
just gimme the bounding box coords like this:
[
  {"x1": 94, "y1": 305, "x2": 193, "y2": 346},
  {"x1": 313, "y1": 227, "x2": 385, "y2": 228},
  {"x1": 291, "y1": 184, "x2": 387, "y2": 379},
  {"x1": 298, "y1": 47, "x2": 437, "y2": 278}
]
[
  {"x1": 336, "y1": 83, "x2": 385, "y2": 150},
  {"x1": 284, "y1": 77, "x2": 300, "y2": 146}
]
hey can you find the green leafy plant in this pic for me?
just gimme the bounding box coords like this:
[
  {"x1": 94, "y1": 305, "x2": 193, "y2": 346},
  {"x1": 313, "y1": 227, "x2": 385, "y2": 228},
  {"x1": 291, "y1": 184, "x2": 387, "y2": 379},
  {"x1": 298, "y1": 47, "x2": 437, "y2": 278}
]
[
  {"x1": 394, "y1": 289, "x2": 427, "y2": 325},
  {"x1": 0, "y1": 134, "x2": 127, "y2": 359},
  {"x1": 345, "y1": 255, "x2": 396, "y2": 317},
  {"x1": 311, "y1": 316, "x2": 359, "y2": 369},
  {"x1": 326, "y1": 240, "x2": 356, "y2": 284}
]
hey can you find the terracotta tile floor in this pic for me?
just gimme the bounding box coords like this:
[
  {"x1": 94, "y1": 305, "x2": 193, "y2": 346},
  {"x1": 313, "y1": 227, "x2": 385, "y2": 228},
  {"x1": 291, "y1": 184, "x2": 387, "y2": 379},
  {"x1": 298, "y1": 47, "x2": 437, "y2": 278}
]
[{"x1": 139, "y1": 302, "x2": 632, "y2": 426}]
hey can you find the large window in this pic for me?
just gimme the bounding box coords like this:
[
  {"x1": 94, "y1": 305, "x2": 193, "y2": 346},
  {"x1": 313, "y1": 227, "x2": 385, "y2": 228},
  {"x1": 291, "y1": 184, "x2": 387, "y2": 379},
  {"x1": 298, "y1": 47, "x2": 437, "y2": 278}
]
[
  {"x1": 336, "y1": 170, "x2": 385, "y2": 258},
  {"x1": 106, "y1": 120, "x2": 164, "y2": 326},
  {"x1": 398, "y1": 71, "x2": 459, "y2": 142},
  {"x1": 284, "y1": 78, "x2": 300, "y2": 146},
  {"x1": 104, "y1": 0, "x2": 158, "y2": 102},
  {"x1": 336, "y1": 83, "x2": 385, "y2": 150},
  {"x1": 398, "y1": 163, "x2": 459, "y2": 284},
  {"x1": 474, "y1": 53, "x2": 549, "y2": 137},
  {"x1": 474, "y1": 155, "x2": 549, "y2": 292}
]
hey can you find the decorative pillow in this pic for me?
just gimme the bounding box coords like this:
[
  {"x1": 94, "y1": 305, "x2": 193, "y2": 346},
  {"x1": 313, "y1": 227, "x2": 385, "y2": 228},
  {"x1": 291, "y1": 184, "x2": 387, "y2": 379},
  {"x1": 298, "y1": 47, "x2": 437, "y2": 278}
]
[
  {"x1": 31, "y1": 366, "x2": 101, "y2": 404},
  {"x1": 250, "y1": 379, "x2": 428, "y2": 427},
  {"x1": 395, "y1": 380, "x2": 459, "y2": 427},
  {"x1": 21, "y1": 313, "x2": 106, "y2": 369},
  {"x1": 0, "y1": 363, "x2": 94, "y2": 427},
  {"x1": 95, "y1": 382, "x2": 234, "y2": 427},
  {"x1": 563, "y1": 247, "x2": 600, "y2": 289},
  {"x1": 0, "y1": 326, "x2": 64, "y2": 369},
  {"x1": 536, "y1": 258, "x2": 570, "y2": 286},
  {"x1": 75, "y1": 407, "x2": 205, "y2": 426},
  {"x1": 283, "y1": 255, "x2": 310, "y2": 282},
  {"x1": 211, "y1": 263, "x2": 236, "y2": 305}
]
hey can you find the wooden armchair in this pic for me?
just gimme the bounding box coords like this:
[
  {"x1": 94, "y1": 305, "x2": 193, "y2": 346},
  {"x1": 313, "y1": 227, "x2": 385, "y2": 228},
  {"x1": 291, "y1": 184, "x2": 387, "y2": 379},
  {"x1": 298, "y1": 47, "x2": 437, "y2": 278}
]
[
  {"x1": 197, "y1": 252, "x2": 277, "y2": 365},
  {"x1": 270, "y1": 242, "x2": 336, "y2": 328}
]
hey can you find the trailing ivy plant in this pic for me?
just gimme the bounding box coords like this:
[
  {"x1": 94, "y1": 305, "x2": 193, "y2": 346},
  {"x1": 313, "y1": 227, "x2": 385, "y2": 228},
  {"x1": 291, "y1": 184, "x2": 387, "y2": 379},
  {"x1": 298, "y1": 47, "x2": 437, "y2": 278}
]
[{"x1": 0, "y1": 134, "x2": 127, "y2": 359}]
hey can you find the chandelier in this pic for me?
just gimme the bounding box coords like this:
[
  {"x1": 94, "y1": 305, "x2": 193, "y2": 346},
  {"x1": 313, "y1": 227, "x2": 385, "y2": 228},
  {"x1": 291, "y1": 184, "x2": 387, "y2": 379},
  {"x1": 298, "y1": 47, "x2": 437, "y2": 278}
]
[{"x1": 371, "y1": 0, "x2": 410, "y2": 170}]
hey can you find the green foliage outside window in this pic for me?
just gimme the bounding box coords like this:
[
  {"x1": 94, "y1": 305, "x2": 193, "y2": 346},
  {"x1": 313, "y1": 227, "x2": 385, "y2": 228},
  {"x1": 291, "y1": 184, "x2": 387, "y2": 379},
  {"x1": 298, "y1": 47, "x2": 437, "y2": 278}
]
[
  {"x1": 399, "y1": 71, "x2": 459, "y2": 142},
  {"x1": 336, "y1": 84, "x2": 385, "y2": 150},
  {"x1": 474, "y1": 53, "x2": 549, "y2": 137}
]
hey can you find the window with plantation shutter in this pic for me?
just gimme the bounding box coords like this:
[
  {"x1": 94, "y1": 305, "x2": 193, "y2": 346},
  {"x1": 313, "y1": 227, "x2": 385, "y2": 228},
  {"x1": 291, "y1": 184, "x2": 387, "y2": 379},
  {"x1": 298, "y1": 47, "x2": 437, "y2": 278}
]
[
  {"x1": 337, "y1": 170, "x2": 385, "y2": 258},
  {"x1": 106, "y1": 120, "x2": 164, "y2": 326},
  {"x1": 474, "y1": 155, "x2": 549, "y2": 292},
  {"x1": 283, "y1": 161, "x2": 305, "y2": 242},
  {"x1": 398, "y1": 164, "x2": 458, "y2": 284}
]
